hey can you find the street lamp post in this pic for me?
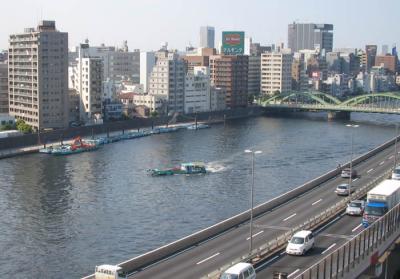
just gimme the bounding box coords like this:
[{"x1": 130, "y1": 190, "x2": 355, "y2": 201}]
[
  {"x1": 394, "y1": 124, "x2": 398, "y2": 170},
  {"x1": 346, "y1": 124, "x2": 359, "y2": 192},
  {"x1": 244, "y1": 149, "x2": 262, "y2": 256}
]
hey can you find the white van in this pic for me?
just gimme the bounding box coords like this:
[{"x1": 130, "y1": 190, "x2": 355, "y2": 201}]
[
  {"x1": 220, "y1": 262, "x2": 256, "y2": 279},
  {"x1": 392, "y1": 166, "x2": 400, "y2": 180},
  {"x1": 286, "y1": 230, "x2": 315, "y2": 255}
]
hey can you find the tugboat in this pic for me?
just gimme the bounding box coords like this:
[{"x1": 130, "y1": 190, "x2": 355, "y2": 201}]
[{"x1": 148, "y1": 162, "x2": 207, "y2": 176}]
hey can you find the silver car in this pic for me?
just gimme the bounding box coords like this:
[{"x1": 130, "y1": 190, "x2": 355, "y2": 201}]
[
  {"x1": 335, "y1": 183, "x2": 355, "y2": 196},
  {"x1": 346, "y1": 200, "x2": 365, "y2": 216},
  {"x1": 341, "y1": 168, "x2": 357, "y2": 178}
]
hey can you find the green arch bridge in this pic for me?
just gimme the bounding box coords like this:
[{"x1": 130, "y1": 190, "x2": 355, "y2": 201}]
[{"x1": 257, "y1": 91, "x2": 400, "y2": 118}]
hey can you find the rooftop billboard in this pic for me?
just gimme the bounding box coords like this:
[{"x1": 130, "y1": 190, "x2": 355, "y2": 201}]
[{"x1": 222, "y1": 31, "x2": 245, "y2": 55}]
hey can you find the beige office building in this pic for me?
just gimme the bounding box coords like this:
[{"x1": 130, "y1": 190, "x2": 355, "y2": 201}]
[
  {"x1": 261, "y1": 51, "x2": 293, "y2": 95},
  {"x1": 8, "y1": 20, "x2": 68, "y2": 130}
]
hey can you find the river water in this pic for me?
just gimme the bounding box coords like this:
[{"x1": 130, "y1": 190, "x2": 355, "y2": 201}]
[{"x1": 0, "y1": 113, "x2": 399, "y2": 278}]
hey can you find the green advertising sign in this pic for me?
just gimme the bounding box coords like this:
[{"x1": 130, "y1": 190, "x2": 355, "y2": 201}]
[{"x1": 222, "y1": 31, "x2": 245, "y2": 55}]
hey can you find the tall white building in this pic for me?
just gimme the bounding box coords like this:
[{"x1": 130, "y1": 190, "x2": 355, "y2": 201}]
[
  {"x1": 69, "y1": 43, "x2": 103, "y2": 123},
  {"x1": 184, "y1": 67, "x2": 211, "y2": 113},
  {"x1": 148, "y1": 51, "x2": 185, "y2": 114},
  {"x1": 8, "y1": 20, "x2": 69, "y2": 130},
  {"x1": 200, "y1": 26, "x2": 215, "y2": 49},
  {"x1": 261, "y1": 51, "x2": 293, "y2": 95},
  {"x1": 140, "y1": 51, "x2": 156, "y2": 92}
]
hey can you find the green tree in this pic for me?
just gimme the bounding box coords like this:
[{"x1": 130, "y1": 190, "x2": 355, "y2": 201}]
[
  {"x1": 0, "y1": 123, "x2": 14, "y2": 131},
  {"x1": 16, "y1": 119, "x2": 32, "y2": 133},
  {"x1": 150, "y1": 111, "x2": 159, "y2": 118}
]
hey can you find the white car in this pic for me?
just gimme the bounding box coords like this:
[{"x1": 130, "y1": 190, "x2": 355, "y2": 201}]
[
  {"x1": 220, "y1": 262, "x2": 256, "y2": 279},
  {"x1": 346, "y1": 200, "x2": 365, "y2": 216},
  {"x1": 392, "y1": 166, "x2": 400, "y2": 180},
  {"x1": 335, "y1": 183, "x2": 355, "y2": 196},
  {"x1": 286, "y1": 230, "x2": 315, "y2": 255}
]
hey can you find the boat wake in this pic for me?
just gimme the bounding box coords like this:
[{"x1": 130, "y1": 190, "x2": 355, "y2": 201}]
[{"x1": 205, "y1": 162, "x2": 227, "y2": 173}]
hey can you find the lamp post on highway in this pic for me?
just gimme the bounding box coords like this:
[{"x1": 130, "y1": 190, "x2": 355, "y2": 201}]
[
  {"x1": 394, "y1": 124, "x2": 398, "y2": 170},
  {"x1": 244, "y1": 149, "x2": 262, "y2": 256},
  {"x1": 346, "y1": 124, "x2": 359, "y2": 190}
]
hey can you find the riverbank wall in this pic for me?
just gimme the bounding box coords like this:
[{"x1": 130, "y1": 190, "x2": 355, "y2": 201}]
[{"x1": 0, "y1": 107, "x2": 262, "y2": 153}]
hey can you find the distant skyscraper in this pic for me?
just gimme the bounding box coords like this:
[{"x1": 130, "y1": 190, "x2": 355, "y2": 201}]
[
  {"x1": 200, "y1": 26, "x2": 215, "y2": 48},
  {"x1": 382, "y1": 45, "x2": 389, "y2": 55},
  {"x1": 8, "y1": 20, "x2": 69, "y2": 130},
  {"x1": 288, "y1": 23, "x2": 333, "y2": 52},
  {"x1": 365, "y1": 45, "x2": 378, "y2": 71}
]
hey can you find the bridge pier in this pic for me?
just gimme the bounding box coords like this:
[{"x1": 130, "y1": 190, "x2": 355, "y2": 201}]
[{"x1": 327, "y1": 111, "x2": 350, "y2": 121}]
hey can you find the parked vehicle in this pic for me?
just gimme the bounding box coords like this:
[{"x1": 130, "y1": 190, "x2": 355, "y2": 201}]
[
  {"x1": 95, "y1": 265, "x2": 124, "y2": 279},
  {"x1": 341, "y1": 168, "x2": 357, "y2": 178},
  {"x1": 220, "y1": 262, "x2": 256, "y2": 279},
  {"x1": 286, "y1": 230, "x2": 314, "y2": 255},
  {"x1": 362, "y1": 179, "x2": 400, "y2": 227},
  {"x1": 335, "y1": 183, "x2": 355, "y2": 196},
  {"x1": 392, "y1": 166, "x2": 400, "y2": 180},
  {"x1": 346, "y1": 200, "x2": 365, "y2": 216}
]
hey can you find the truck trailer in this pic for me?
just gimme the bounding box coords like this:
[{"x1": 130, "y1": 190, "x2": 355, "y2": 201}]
[{"x1": 362, "y1": 179, "x2": 400, "y2": 227}]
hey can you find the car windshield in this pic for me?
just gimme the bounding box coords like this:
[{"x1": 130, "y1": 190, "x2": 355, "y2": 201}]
[
  {"x1": 338, "y1": 185, "x2": 348, "y2": 189},
  {"x1": 349, "y1": 202, "x2": 361, "y2": 208},
  {"x1": 290, "y1": 237, "x2": 304, "y2": 244},
  {"x1": 394, "y1": 168, "x2": 400, "y2": 174},
  {"x1": 365, "y1": 205, "x2": 386, "y2": 216},
  {"x1": 220, "y1": 274, "x2": 239, "y2": 279}
]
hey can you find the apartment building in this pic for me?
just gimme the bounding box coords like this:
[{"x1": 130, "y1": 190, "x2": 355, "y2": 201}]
[
  {"x1": 148, "y1": 51, "x2": 185, "y2": 114},
  {"x1": 209, "y1": 55, "x2": 248, "y2": 108},
  {"x1": 261, "y1": 51, "x2": 293, "y2": 95},
  {"x1": 0, "y1": 63, "x2": 8, "y2": 113},
  {"x1": 184, "y1": 67, "x2": 211, "y2": 113},
  {"x1": 69, "y1": 43, "x2": 103, "y2": 123},
  {"x1": 8, "y1": 20, "x2": 68, "y2": 130}
]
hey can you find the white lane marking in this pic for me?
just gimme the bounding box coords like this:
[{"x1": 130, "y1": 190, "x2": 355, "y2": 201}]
[
  {"x1": 196, "y1": 252, "x2": 220, "y2": 265},
  {"x1": 283, "y1": 213, "x2": 297, "y2": 221},
  {"x1": 379, "y1": 161, "x2": 385, "y2": 165},
  {"x1": 312, "y1": 199, "x2": 322, "y2": 206},
  {"x1": 353, "y1": 178, "x2": 358, "y2": 182},
  {"x1": 352, "y1": 223, "x2": 363, "y2": 232},
  {"x1": 389, "y1": 155, "x2": 394, "y2": 159},
  {"x1": 367, "y1": 168, "x2": 374, "y2": 173},
  {"x1": 288, "y1": 269, "x2": 300, "y2": 278},
  {"x1": 246, "y1": 230, "x2": 264, "y2": 240},
  {"x1": 322, "y1": 243, "x2": 336, "y2": 254}
]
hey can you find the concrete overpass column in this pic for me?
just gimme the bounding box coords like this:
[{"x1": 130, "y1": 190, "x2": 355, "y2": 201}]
[{"x1": 328, "y1": 111, "x2": 351, "y2": 121}]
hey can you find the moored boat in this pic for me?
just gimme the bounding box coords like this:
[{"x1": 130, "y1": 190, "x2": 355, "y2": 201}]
[
  {"x1": 52, "y1": 137, "x2": 99, "y2": 155},
  {"x1": 186, "y1": 123, "x2": 210, "y2": 130}
]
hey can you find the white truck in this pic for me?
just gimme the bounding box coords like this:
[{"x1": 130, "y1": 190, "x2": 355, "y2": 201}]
[
  {"x1": 362, "y1": 179, "x2": 400, "y2": 227},
  {"x1": 95, "y1": 265, "x2": 124, "y2": 279}
]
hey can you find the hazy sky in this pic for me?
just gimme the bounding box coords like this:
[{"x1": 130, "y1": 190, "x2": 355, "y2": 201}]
[{"x1": 0, "y1": 0, "x2": 399, "y2": 52}]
